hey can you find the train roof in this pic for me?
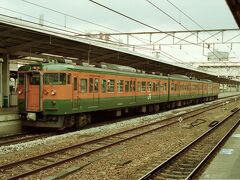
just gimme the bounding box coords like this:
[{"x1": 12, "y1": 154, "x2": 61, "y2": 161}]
[{"x1": 18, "y1": 63, "x2": 217, "y2": 83}]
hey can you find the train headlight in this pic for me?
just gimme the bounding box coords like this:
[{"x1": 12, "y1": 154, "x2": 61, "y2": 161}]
[
  {"x1": 43, "y1": 90, "x2": 48, "y2": 95},
  {"x1": 18, "y1": 90, "x2": 23, "y2": 95},
  {"x1": 51, "y1": 90, "x2": 56, "y2": 95}
]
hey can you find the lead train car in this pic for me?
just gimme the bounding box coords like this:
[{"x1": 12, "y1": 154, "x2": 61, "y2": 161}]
[{"x1": 17, "y1": 63, "x2": 219, "y2": 129}]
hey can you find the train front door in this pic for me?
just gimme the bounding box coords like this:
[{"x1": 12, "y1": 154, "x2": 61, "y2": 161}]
[{"x1": 26, "y1": 72, "x2": 40, "y2": 111}]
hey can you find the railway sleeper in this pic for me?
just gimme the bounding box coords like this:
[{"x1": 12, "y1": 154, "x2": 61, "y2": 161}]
[
  {"x1": 163, "y1": 169, "x2": 183, "y2": 174},
  {"x1": 169, "y1": 170, "x2": 190, "y2": 175},
  {"x1": 159, "y1": 172, "x2": 185, "y2": 179},
  {"x1": 178, "y1": 163, "x2": 193, "y2": 168},
  {"x1": 43, "y1": 157, "x2": 57, "y2": 162}
]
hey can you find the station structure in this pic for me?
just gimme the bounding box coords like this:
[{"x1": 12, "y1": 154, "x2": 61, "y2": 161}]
[
  {"x1": 0, "y1": 1, "x2": 239, "y2": 178},
  {"x1": 0, "y1": 14, "x2": 240, "y2": 108}
]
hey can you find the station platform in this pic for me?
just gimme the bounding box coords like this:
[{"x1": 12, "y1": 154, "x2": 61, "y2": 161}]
[
  {"x1": 0, "y1": 107, "x2": 20, "y2": 136},
  {"x1": 218, "y1": 91, "x2": 240, "y2": 98},
  {"x1": 200, "y1": 124, "x2": 240, "y2": 179}
]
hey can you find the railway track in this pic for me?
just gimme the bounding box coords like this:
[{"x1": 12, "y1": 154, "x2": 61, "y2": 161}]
[
  {"x1": 0, "y1": 97, "x2": 239, "y2": 179},
  {"x1": 139, "y1": 109, "x2": 240, "y2": 180},
  {"x1": 0, "y1": 133, "x2": 56, "y2": 147},
  {"x1": 0, "y1": 95, "x2": 237, "y2": 148}
]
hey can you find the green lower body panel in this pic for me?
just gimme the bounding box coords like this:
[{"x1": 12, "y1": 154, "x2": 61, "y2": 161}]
[
  {"x1": 169, "y1": 94, "x2": 203, "y2": 101},
  {"x1": 19, "y1": 93, "x2": 218, "y2": 115},
  {"x1": 43, "y1": 95, "x2": 169, "y2": 115}
]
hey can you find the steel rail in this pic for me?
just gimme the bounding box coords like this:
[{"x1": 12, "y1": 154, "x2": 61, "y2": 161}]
[
  {"x1": 139, "y1": 109, "x2": 240, "y2": 179},
  {"x1": 0, "y1": 133, "x2": 54, "y2": 147}
]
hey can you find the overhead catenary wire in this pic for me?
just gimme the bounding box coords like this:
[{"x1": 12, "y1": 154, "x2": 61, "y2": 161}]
[
  {"x1": 21, "y1": 0, "x2": 151, "y2": 45},
  {"x1": 89, "y1": 0, "x2": 213, "y2": 49},
  {"x1": 21, "y1": 0, "x2": 118, "y2": 33},
  {"x1": 0, "y1": 6, "x2": 86, "y2": 35},
  {"x1": 166, "y1": 0, "x2": 207, "y2": 31},
  {"x1": 165, "y1": 0, "x2": 236, "y2": 57},
  {"x1": 1, "y1": 0, "x2": 211, "y2": 66},
  {"x1": 0, "y1": 7, "x2": 128, "y2": 45},
  {"x1": 0, "y1": 11, "x2": 186, "y2": 67},
  {"x1": 19, "y1": 0, "x2": 187, "y2": 64},
  {"x1": 88, "y1": 0, "x2": 218, "y2": 65},
  {"x1": 145, "y1": 0, "x2": 221, "y2": 59}
]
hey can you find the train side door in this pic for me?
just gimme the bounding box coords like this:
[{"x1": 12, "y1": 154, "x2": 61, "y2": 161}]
[
  {"x1": 26, "y1": 72, "x2": 40, "y2": 111},
  {"x1": 158, "y1": 80, "x2": 161, "y2": 101},
  {"x1": 130, "y1": 79, "x2": 136, "y2": 102},
  {"x1": 89, "y1": 77, "x2": 100, "y2": 106},
  {"x1": 72, "y1": 76, "x2": 78, "y2": 109}
]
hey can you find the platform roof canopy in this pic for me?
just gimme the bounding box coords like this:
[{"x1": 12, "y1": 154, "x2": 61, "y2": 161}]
[
  {"x1": 0, "y1": 17, "x2": 239, "y2": 85},
  {"x1": 226, "y1": 0, "x2": 240, "y2": 28}
]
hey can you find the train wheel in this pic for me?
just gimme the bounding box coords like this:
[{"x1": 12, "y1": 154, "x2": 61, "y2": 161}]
[
  {"x1": 148, "y1": 105, "x2": 154, "y2": 113},
  {"x1": 171, "y1": 102, "x2": 176, "y2": 109},
  {"x1": 154, "y1": 104, "x2": 160, "y2": 112},
  {"x1": 75, "y1": 114, "x2": 91, "y2": 129},
  {"x1": 86, "y1": 114, "x2": 91, "y2": 124}
]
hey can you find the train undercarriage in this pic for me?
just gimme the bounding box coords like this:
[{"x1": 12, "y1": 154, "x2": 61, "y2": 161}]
[{"x1": 20, "y1": 95, "x2": 218, "y2": 130}]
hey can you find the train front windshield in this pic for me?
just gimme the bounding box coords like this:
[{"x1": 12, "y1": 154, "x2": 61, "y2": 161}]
[
  {"x1": 30, "y1": 73, "x2": 40, "y2": 85},
  {"x1": 17, "y1": 72, "x2": 40, "y2": 85}
]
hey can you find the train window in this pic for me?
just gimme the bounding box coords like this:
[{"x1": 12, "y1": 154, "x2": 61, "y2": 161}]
[
  {"x1": 101, "y1": 79, "x2": 106, "y2": 93},
  {"x1": 164, "y1": 83, "x2": 167, "y2": 91},
  {"x1": 18, "y1": 73, "x2": 24, "y2": 85},
  {"x1": 137, "y1": 82, "x2": 141, "y2": 92},
  {"x1": 89, "y1": 78, "x2": 93, "y2": 93},
  {"x1": 153, "y1": 82, "x2": 156, "y2": 92},
  {"x1": 108, "y1": 79, "x2": 115, "y2": 92},
  {"x1": 133, "y1": 81, "x2": 136, "y2": 92},
  {"x1": 141, "y1": 81, "x2": 146, "y2": 92},
  {"x1": 130, "y1": 80, "x2": 132, "y2": 92},
  {"x1": 94, "y1": 79, "x2": 99, "y2": 92},
  {"x1": 67, "y1": 74, "x2": 71, "y2": 84},
  {"x1": 117, "y1": 80, "x2": 124, "y2": 92},
  {"x1": 171, "y1": 83, "x2": 175, "y2": 91},
  {"x1": 160, "y1": 83, "x2": 163, "y2": 91},
  {"x1": 80, "y1": 79, "x2": 87, "y2": 93},
  {"x1": 30, "y1": 73, "x2": 40, "y2": 85},
  {"x1": 157, "y1": 82, "x2": 160, "y2": 91},
  {"x1": 44, "y1": 73, "x2": 66, "y2": 85},
  {"x1": 74, "y1": 77, "x2": 77, "y2": 90},
  {"x1": 147, "y1": 82, "x2": 152, "y2": 92},
  {"x1": 125, "y1": 81, "x2": 130, "y2": 92}
]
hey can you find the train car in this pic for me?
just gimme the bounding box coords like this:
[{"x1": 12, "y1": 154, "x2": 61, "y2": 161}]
[{"x1": 17, "y1": 62, "x2": 219, "y2": 129}]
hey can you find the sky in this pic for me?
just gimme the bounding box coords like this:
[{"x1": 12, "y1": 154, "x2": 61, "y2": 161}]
[{"x1": 0, "y1": 0, "x2": 239, "y2": 64}]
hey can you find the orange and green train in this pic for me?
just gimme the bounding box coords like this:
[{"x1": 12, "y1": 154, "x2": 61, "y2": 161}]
[{"x1": 17, "y1": 62, "x2": 219, "y2": 129}]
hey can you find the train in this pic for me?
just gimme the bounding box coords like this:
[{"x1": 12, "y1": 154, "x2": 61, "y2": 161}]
[{"x1": 17, "y1": 62, "x2": 219, "y2": 129}]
